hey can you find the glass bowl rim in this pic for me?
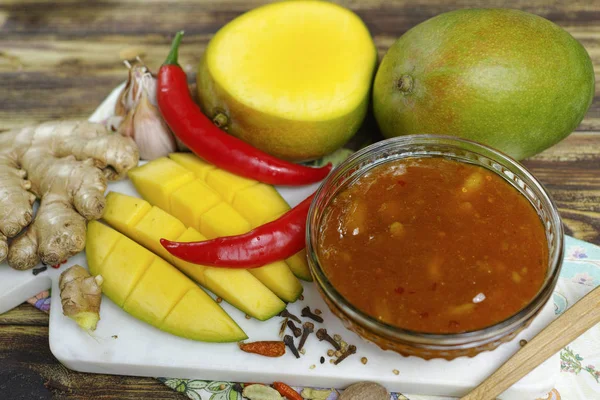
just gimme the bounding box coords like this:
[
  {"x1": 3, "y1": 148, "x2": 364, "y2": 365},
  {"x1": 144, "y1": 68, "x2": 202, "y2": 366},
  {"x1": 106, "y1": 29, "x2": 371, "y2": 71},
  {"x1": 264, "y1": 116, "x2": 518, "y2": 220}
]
[{"x1": 305, "y1": 134, "x2": 564, "y2": 345}]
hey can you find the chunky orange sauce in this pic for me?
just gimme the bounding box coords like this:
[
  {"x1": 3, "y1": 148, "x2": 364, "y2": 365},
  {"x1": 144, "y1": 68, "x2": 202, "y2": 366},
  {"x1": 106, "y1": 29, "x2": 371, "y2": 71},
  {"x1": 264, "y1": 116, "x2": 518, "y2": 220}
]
[{"x1": 318, "y1": 157, "x2": 548, "y2": 333}]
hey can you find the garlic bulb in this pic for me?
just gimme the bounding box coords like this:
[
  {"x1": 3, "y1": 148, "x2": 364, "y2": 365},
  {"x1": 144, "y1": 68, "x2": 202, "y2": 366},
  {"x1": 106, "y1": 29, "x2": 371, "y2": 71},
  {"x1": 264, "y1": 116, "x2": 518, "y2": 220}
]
[{"x1": 112, "y1": 61, "x2": 177, "y2": 160}]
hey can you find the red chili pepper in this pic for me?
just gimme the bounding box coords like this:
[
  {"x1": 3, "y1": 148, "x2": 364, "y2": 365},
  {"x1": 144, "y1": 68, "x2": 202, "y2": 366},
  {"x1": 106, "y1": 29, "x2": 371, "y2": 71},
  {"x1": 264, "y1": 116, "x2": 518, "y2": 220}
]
[
  {"x1": 157, "y1": 31, "x2": 332, "y2": 186},
  {"x1": 161, "y1": 194, "x2": 313, "y2": 268},
  {"x1": 272, "y1": 382, "x2": 303, "y2": 400}
]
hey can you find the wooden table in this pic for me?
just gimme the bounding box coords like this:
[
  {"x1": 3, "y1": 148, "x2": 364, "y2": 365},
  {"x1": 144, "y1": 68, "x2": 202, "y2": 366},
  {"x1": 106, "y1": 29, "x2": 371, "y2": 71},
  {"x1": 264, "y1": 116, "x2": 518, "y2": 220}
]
[{"x1": 1, "y1": 0, "x2": 599, "y2": 398}]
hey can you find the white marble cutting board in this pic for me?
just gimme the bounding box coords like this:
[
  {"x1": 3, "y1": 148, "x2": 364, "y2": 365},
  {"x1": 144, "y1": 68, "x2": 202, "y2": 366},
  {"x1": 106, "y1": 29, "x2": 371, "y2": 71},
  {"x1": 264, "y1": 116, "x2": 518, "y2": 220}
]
[{"x1": 0, "y1": 85, "x2": 560, "y2": 399}]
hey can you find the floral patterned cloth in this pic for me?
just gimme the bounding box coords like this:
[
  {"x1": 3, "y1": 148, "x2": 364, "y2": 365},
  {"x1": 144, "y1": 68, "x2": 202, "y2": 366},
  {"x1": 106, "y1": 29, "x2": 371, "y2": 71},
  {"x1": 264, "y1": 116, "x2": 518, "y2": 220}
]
[{"x1": 29, "y1": 236, "x2": 600, "y2": 399}]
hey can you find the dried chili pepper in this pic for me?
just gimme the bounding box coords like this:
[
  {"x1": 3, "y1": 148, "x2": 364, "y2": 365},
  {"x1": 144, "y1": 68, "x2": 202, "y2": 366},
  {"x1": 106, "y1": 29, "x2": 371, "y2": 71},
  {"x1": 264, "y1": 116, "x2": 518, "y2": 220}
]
[
  {"x1": 157, "y1": 31, "x2": 332, "y2": 186},
  {"x1": 238, "y1": 341, "x2": 286, "y2": 357},
  {"x1": 272, "y1": 382, "x2": 303, "y2": 400},
  {"x1": 161, "y1": 194, "x2": 313, "y2": 267}
]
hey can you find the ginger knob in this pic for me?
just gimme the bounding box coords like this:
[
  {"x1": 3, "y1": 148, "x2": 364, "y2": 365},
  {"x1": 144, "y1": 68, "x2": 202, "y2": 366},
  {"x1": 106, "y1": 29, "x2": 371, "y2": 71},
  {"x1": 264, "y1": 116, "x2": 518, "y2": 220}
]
[{"x1": 59, "y1": 265, "x2": 103, "y2": 331}]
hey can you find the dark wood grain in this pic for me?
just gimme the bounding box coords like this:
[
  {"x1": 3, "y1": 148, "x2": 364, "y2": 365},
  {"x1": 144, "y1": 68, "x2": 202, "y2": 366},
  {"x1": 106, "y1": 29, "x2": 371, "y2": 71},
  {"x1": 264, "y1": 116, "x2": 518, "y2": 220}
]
[
  {"x1": 0, "y1": 0, "x2": 599, "y2": 398},
  {"x1": 0, "y1": 325, "x2": 186, "y2": 399}
]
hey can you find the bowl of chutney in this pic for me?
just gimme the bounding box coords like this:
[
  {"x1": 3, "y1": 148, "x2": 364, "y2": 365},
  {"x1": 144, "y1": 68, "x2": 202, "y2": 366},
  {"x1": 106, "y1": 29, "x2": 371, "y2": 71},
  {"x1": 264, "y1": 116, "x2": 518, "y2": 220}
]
[{"x1": 306, "y1": 135, "x2": 564, "y2": 360}]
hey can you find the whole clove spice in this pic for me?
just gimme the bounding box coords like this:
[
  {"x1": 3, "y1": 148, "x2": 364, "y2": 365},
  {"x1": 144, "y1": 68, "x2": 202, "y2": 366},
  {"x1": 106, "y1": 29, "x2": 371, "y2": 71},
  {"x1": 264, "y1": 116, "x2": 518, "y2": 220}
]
[
  {"x1": 316, "y1": 328, "x2": 341, "y2": 350},
  {"x1": 32, "y1": 266, "x2": 47, "y2": 276},
  {"x1": 298, "y1": 322, "x2": 314, "y2": 351},
  {"x1": 287, "y1": 320, "x2": 302, "y2": 338},
  {"x1": 302, "y1": 306, "x2": 324, "y2": 323},
  {"x1": 279, "y1": 309, "x2": 302, "y2": 324},
  {"x1": 334, "y1": 345, "x2": 357, "y2": 365},
  {"x1": 284, "y1": 335, "x2": 300, "y2": 359}
]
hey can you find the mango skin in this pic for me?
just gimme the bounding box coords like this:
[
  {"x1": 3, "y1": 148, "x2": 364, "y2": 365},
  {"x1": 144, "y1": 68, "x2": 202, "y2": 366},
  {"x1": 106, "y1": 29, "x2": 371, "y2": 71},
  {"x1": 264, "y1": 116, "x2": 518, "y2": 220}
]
[{"x1": 373, "y1": 9, "x2": 595, "y2": 160}]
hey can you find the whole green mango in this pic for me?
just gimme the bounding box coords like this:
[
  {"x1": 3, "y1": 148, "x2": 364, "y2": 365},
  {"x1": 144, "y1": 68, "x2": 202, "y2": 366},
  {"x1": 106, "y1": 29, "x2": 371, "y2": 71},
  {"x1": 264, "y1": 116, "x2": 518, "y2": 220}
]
[{"x1": 373, "y1": 9, "x2": 595, "y2": 160}]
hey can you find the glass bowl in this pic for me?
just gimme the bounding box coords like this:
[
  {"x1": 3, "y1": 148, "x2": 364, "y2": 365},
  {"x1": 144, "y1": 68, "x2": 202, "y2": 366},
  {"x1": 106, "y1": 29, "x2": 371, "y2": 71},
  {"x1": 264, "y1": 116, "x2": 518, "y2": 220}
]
[{"x1": 306, "y1": 135, "x2": 564, "y2": 360}]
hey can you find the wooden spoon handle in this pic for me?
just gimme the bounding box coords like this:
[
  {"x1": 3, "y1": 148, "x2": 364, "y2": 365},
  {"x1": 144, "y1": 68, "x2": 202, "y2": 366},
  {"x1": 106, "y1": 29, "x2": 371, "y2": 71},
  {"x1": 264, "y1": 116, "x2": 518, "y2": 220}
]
[{"x1": 461, "y1": 285, "x2": 600, "y2": 400}]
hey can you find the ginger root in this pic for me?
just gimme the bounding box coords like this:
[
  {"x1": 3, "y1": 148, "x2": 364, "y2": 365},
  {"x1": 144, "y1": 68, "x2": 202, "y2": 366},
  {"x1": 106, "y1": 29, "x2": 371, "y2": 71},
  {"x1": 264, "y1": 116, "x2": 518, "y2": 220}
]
[
  {"x1": 59, "y1": 264, "x2": 103, "y2": 331},
  {"x1": 0, "y1": 120, "x2": 139, "y2": 270}
]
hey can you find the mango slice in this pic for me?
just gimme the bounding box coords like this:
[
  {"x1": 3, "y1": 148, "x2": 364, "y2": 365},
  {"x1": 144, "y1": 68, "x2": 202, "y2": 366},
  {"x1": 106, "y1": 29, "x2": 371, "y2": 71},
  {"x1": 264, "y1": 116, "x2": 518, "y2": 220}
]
[
  {"x1": 168, "y1": 152, "x2": 215, "y2": 179},
  {"x1": 161, "y1": 289, "x2": 246, "y2": 343},
  {"x1": 133, "y1": 157, "x2": 304, "y2": 300},
  {"x1": 86, "y1": 221, "x2": 246, "y2": 342},
  {"x1": 104, "y1": 192, "x2": 152, "y2": 234},
  {"x1": 128, "y1": 157, "x2": 195, "y2": 212},
  {"x1": 171, "y1": 180, "x2": 221, "y2": 230},
  {"x1": 285, "y1": 250, "x2": 312, "y2": 282},
  {"x1": 169, "y1": 153, "x2": 313, "y2": 282},
  {"x1": 232, "y1": 184, "x2": 289, "y2": 227},
  {"x1": 92, "y1": 230, "x2": 155, "y2": 307},
  {"x1": 196, "y1": 1, "x2": 377, "y2": 161},
  {"x1": 123, "y1": 258, "x2": 190, "y2": 326},
  {"x1": 200, "y1": 203, "x2": 252, "y2": 239},
  {"x1": 102, "y1": 192, "x2": 285, "y2": 320}
]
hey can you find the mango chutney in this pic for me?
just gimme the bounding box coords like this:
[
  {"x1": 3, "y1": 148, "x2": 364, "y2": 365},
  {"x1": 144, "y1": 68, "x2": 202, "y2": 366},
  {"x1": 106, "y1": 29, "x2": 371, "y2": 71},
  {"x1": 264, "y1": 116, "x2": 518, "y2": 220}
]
[{"x1": 317, "y1": 157, "x2": 548, "y2": 334}]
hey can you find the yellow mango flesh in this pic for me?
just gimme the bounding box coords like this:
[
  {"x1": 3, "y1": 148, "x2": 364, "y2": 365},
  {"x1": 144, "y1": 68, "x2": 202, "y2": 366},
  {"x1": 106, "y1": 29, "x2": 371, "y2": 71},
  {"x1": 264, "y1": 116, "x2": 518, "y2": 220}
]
[
  {"x1": 176, "y1": 227, "x2": 285, "y2": 320},
  {"x1": 128, "y1": 157, "x2": 195, "y2": 212},
  {"x1": 205, "y1": 169, "x2": 257, "y2": 203},
  {"x1": 232, "y1": 184, "x2": 289, "y2": 227},
  {"x1": 86, "y1": 219, "x2": 121, "y2": 270},
  {"x1": 199, "y1": 203, "x2": 252, "y2": 239},
  {"x1": 102, "y1": 192, "x2": 285, "y2": 320},
  {"x1": 86, "y1": 222, "x2": 246, "y2": 342},
  {"x1": 123, "y1": 257, "x2": 191, "y2": 326},
  {"x1": 197, "y1": 1, "x2": 377, "y2": 160},
  {"x1": 90, "y1": 228, "x2": 155, "y2": 307},
  {"x1": 171, "y1": 180, "x2": 221, "y2": 230},
  {"x1": 170, "y1": 153, "x2": 312, "y2": 281},
  {"x1": 133, "y1": 157, "x2": 303, "y2": 302},
  {"x1": 103, "y1": 192, "x2": 151, "y2": 234},
  {"x1": 161, "y1": 289, "x2": 245, "y2": 343},
  {"x1": 134, "y1": 206, "x2": 186, "y2": 263},
  {"x1": 168, "y1": 153, "x2": 215, "y2": 179}
]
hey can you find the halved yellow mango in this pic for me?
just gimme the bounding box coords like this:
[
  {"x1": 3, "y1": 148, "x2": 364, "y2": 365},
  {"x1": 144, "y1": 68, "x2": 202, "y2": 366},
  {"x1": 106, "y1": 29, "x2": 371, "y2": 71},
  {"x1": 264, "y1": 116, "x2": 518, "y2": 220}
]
[
  {"x1": 86, "y1": 222, "x2": 246, "y2": 342},
  {"x1": 102, "y1": 192, "x2": 285, "y2": 320},
  {"x1": 197, "y1": 1, "x2": 377, "y2": 160}
]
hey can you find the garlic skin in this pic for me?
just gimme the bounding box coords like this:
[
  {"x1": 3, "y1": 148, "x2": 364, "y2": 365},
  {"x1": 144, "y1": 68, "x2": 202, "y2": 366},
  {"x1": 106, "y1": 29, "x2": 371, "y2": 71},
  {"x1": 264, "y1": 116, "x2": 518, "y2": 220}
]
[
  {"x1": 113, "y1": 61, "x2": 176, "y2": 160},
  {"x1": 131, "y1": 89, "x2": 177, "y2": 160}
]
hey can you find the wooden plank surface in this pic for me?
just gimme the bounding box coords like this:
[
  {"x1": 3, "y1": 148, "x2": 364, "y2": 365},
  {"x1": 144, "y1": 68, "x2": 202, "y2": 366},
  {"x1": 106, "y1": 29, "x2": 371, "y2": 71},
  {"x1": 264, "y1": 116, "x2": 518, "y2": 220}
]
[{"x1": 0, "y1": 0, "x2": 599, "y2": 398}]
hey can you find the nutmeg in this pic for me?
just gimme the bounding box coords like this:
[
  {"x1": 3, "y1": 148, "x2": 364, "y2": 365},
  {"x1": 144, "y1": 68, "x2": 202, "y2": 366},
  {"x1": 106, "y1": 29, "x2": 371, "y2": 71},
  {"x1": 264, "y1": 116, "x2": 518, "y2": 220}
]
[{"x1": 339, "y1": 381, "x2": 389, "y2": 400}]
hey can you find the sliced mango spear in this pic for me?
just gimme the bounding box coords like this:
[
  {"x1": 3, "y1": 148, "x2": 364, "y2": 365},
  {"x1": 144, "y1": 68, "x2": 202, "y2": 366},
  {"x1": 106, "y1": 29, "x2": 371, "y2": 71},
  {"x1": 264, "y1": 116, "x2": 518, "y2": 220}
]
[
  {"x1": 169, "y1": 153, "x2": 312, "y2": 281},
  {"x1": 130, "y1": 157, "x2": 303, "y2": 302},
  {"x1": 86, "y1": 221, "x2": 246, "y2": 342},
  {"x1": 102, "y1": 192, "x2": 286, "y2": 320},
  {"x1": 128, "y1": 157, "x2": 195, "y2": 213}
]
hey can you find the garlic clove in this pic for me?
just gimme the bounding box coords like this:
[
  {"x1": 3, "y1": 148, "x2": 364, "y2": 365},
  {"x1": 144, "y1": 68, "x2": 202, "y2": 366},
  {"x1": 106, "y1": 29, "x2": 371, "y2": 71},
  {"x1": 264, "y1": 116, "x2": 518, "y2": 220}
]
[
  {"x1": 117, "y1": 108, "x2": 136, "y2": 138},
  {"x1": 131, "y1": 88, "x2": 177, "y2": 160}
]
